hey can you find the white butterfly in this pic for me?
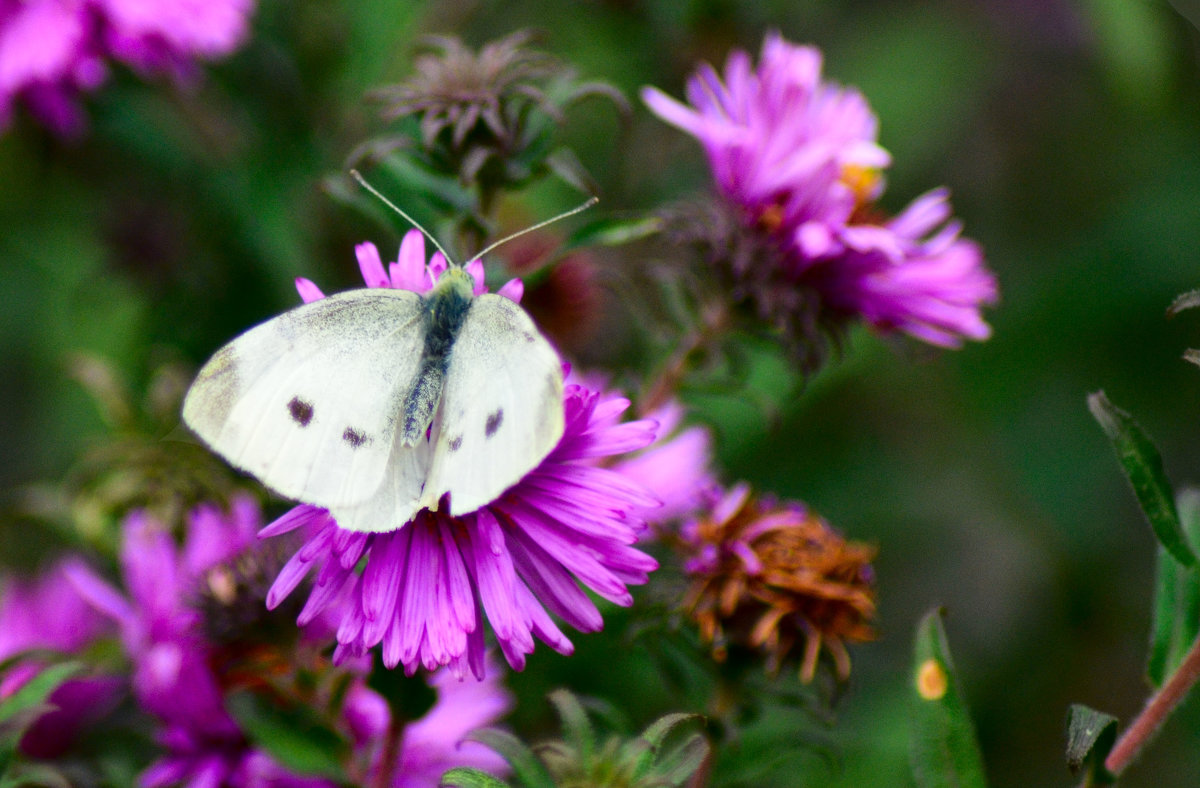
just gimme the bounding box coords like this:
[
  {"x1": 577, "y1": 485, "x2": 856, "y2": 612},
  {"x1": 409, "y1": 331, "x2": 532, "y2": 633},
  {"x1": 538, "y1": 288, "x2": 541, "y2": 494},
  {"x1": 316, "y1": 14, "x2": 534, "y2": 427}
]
[{"x1": 182, "y1": 242, "x2": 566, "y2": 534}]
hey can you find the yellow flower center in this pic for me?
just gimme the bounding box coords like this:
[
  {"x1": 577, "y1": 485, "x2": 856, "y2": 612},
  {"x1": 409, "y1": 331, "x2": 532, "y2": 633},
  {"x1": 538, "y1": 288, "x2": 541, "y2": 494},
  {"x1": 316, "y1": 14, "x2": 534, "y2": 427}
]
[{"x1": 839, "y1": 163, "x2": 882, "y2": 207}]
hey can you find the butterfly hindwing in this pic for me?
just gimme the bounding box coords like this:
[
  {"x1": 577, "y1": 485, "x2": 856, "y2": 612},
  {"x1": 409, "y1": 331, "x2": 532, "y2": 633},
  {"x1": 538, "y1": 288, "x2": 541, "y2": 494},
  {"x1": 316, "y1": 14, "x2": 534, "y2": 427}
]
[
  {"x1": 182, "y1": 289, "x2": 428, "y2": 512},
  {"x1": 421, "y1": 293, "x2": 565, "y2": 515}
]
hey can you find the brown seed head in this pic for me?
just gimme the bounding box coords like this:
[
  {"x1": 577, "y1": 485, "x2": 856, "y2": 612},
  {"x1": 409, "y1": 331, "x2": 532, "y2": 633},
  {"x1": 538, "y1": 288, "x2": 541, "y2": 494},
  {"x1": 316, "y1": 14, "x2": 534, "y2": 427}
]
[{"x1": 681, "y1": 484, "x2": 877, "y2": 682}]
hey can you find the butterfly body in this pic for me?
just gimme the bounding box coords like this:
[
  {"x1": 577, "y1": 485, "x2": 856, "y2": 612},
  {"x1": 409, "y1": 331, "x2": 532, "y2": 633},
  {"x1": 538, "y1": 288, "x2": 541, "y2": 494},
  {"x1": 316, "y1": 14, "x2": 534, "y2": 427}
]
[
  {"x1": 182, "y1": 268, "x2": 564, "y2": 533},
  {"x1": 400, "y1": 267, "x2": 474, "y2": 445}
]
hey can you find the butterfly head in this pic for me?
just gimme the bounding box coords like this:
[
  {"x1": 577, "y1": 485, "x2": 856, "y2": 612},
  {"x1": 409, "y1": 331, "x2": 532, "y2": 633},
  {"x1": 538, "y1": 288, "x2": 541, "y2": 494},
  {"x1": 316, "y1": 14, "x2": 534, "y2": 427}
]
[{"x1": 433, "y1": 264, "x2": 477, "y2": 301}]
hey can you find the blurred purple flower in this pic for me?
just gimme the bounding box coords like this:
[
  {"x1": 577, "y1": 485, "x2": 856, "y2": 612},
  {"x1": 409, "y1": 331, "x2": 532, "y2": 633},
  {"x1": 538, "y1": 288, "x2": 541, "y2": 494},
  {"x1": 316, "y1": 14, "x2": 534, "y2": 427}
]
[
  {"x1": 96, "y1": 0, "x2": 254, "y2": 78},
  {"x1": 0, "y1": 559, "x2": 119, "y2": 758},
  {"x1": 642, "y1": 32, "x2": 997, "y2": 349},
  {"x1": 0, "y1": 0, "x2": 253, "y2": 136},
  {"x1": 264, "y1": 232, "x2": 660, "y2": 678},
  {"x1": 66, "y1": 496, "x2": 340, "y2": 788},
  {"x1": 0, "y1": 0, "x2": 107, "y2": 137}
]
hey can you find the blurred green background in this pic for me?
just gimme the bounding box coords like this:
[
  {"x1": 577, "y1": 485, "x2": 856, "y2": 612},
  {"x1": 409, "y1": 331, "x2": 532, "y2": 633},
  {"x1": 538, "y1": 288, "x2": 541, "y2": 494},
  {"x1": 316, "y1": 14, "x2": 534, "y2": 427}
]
[{"x1": 5, "y1": 1, "x2": 1200, "y2": 786}]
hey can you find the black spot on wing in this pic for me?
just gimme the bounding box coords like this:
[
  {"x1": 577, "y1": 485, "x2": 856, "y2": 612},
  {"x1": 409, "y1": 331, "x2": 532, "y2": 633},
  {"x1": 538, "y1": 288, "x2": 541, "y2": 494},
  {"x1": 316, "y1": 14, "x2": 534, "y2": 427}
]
[
  {"x1": 448, "y1": 435, "x2": 463, "y2": 451},
  {"x1": 522, "y1": 332, "x2": 536, "y2": 344},
  {"x1": 343, "y1": 427, "x2": 369, "y2": 448},
  {"x1": 288, "y1": 397, "x2": 314, "y2": 427},
  {"x1": 485, "y1": 409, "x2": 504, "y2": 438}
]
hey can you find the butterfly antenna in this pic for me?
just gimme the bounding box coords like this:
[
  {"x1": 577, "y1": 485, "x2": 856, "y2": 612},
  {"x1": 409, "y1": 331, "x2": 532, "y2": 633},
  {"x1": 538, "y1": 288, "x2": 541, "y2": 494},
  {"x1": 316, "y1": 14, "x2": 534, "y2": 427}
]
[
  {"x1": 466, "y1": 196, "x2": 600, "y2": 265},
  {"x1": 349, "y1": 169, "x2": 456, "y2": 265}
]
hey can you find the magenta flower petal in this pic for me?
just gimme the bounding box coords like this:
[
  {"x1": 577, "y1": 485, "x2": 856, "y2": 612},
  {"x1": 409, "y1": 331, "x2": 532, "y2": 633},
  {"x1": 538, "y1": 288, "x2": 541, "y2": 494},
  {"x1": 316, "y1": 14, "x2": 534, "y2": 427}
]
[
  {"x1": 645, "y1": 31, "x2": 997, "y2": 349},
  {"x1": 264, "y1": 376, "x2": 661, "y2": 677},
  {"x1": 355, "y1": 241, "x2": 390, "y2": 288}
]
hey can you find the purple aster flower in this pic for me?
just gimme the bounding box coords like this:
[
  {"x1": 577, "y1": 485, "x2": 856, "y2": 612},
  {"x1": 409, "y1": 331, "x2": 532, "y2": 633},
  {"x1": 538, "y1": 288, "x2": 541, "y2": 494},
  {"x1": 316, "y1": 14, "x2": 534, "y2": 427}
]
[
  {"x1": 0, "y1": 0, "x2": 253, "y2": 136},
  {"x1": 642, "y1": 32, "x2": 888, "y2": 265},
  {"x1": 66, "y1": 496, "x2": 342, "y2": 788},
  {"x1": 263, "y1": 231, "x2": 660, "y2": 678},
  {"x1": 642, "y1": 32, "x2": 997, "y2": 351},
  {"x1": 95, "y1": 0, "x2": 255, "y2": 78},
  {"x1": 809, "y1": 189, "x2": 996, "y2": 347},
  {"x1": 0, "y1": 559, "x2": 120, "y2": 758},
  {"x1": 0, "y1": 0, "x2": 107, "y2": 137}
]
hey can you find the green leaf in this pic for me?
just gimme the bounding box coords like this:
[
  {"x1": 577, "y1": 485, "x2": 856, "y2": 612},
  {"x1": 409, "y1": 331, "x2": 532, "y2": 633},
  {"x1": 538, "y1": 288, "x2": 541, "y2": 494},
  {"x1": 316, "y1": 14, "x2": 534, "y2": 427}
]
[
  {"x1": 0, "y1": 762, "x2": 73, "y2": 788},
  {"x1": 439, "y1": 767, "x2": 512, "y2": 788},
  {"x1": 225, "y1": 692, "x2": 349, "y2": 781},
  {"x1": 547, "y1": 690, "x2": 595, "y2": 765},
  {"x1": 651, "y1": 733, "x2": 710, "y2": 786},
  {"x1": 909, "y1": 609, "x2": 988, "y2": 788},
  {"x1": 0, "y1": 662, "x2": 82, "y2": 730},
  {"x1": 1088, "y1": 391, "x2": 1196, "y2": 566},
  {"x1": 628, "y1": 712, "x2": 699, "y2": 778},
  {"x1": 1148, "y1": 488, "x2": 1200, "y2": 685},
  {"x1": 1065, "y1": 704, "x2": 1118, "y2": 784},
  {"x1": 544, "y1": 148, "x2": 598, "y2": 196},
  {"x1": 466, "y1": 729, "x2": 555, "y2": 788},
  {"x1": 565, "y1": 216, "x2": 661, "y2": 250}
]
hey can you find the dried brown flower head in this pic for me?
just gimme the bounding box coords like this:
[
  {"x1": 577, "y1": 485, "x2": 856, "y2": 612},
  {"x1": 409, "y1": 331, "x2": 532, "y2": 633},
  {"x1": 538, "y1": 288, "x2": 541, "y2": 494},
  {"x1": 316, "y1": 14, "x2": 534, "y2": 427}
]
[{"x1": 681, "y1": 483, "x2": 877, "y2": 683}]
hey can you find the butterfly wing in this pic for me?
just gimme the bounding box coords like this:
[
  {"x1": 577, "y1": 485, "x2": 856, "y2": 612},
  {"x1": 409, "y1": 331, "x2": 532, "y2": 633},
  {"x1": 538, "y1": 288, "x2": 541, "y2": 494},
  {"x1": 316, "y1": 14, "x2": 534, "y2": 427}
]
[
  {"x1": 183, "y1": 289, "x2": 429, "y2": 515},
  {"x1": 420, "y1": 294, "x2": 565, "y2": 516}
]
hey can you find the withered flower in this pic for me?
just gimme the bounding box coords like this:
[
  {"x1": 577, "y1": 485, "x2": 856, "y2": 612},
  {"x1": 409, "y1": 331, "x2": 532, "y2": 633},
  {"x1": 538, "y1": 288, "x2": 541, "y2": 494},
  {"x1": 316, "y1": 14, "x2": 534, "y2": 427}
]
[
  {"x1": 681, "y1": 483, "x2": 877, "y2": 683},
  {"x1": 368, "y1": 30, "x2": 626, "y2": 195}
]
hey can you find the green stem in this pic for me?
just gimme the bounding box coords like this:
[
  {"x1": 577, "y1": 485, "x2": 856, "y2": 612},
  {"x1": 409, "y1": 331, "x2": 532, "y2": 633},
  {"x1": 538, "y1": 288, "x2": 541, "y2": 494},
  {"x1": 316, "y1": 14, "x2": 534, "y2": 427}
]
[
  {"x1": 1105, "y1": 630, "x2": 1200, "y2": 775},
  {"x1": 640, "y1": 302, "x2": 729, "y2": 414}
]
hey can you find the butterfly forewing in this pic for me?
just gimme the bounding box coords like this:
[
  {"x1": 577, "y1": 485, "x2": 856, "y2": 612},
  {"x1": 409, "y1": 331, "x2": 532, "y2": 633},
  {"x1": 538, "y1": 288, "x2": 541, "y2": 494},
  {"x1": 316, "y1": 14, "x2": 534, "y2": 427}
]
[
  {"x1": 183, "y1": 289, "x2": 428, "y2": 510},
  {"x1": 421, "y1": 293, "x2": 565, "y2": 516}
]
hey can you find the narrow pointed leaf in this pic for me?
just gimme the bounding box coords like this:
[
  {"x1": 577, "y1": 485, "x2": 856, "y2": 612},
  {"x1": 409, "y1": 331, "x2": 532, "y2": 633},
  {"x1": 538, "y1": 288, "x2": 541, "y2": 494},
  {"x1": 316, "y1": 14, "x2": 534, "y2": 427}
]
[
  {"x1": 545, "y1": 148, "x2": 598, "y2": 195},
  {"x1": 638, "y1": 712, "x2": 697, "y2": 750},
  {"x1": 652, "y1": 733, "x2": 710, "y2": 785},
  {"x1": 1065, "y1": 704, "x2": 1117, "y2": 784},
  {"x1": 440, "y1": 768, "x2": 511, "y2": 788},
  {"x1": 909, "y1": 609, "x2": 987, "y2": 788},
  {"x1": 566, "y1": 216, "x2": 661, "y2": 250},
  {"x1": 0, "y1": 663, "x2": 82, "y2": 727},
  {"x1": 629, "y1": 712, "x2": 698, "y2": 777},
  {"x1": 466, "y1": 729, "x2": 555, "y2": 788},
  {"x1": 1148, "y1": 489, "x2": 1200, "y2": 685},
  {"x1": 1088, "y1": 391, "x2": 1195, "y2": 566},
  {"x1": 0, "y1": 763, "x2": 73, "y2": 788},
  {"x1": 547, "y1": 690, "x2": 595, "y2": 764}
]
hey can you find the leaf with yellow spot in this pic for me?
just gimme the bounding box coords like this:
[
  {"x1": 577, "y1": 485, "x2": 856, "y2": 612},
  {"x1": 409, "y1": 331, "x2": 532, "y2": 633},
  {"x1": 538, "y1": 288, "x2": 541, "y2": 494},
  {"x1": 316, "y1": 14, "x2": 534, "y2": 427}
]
[{"x1": 909, "y1": 608, "x2": 988, "y2": 788}]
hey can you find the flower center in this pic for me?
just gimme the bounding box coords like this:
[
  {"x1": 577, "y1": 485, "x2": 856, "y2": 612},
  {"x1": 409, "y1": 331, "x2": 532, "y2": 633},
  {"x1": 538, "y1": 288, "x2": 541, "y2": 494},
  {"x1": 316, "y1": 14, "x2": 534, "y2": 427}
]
[
  {"x1": 757, "y1": 203, "x2": 786, "y2": 233},
  {"x1": 839, "y1": 163, "x2": 882, "y2": 207}
]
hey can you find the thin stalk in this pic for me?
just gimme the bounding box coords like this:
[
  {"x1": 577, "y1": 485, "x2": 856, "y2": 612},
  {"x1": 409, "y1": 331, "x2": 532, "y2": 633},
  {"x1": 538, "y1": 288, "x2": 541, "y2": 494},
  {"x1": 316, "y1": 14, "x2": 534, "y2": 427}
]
[
  {"x1": 372, "y1": 719, "x2": 404, "y2": 788},
  {"x1": 640, "y1": 302, "x2": 730, "y2": 414},
  {"x1": 1105, "y1": 630, "x2": 1200, "y2": 775}
]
